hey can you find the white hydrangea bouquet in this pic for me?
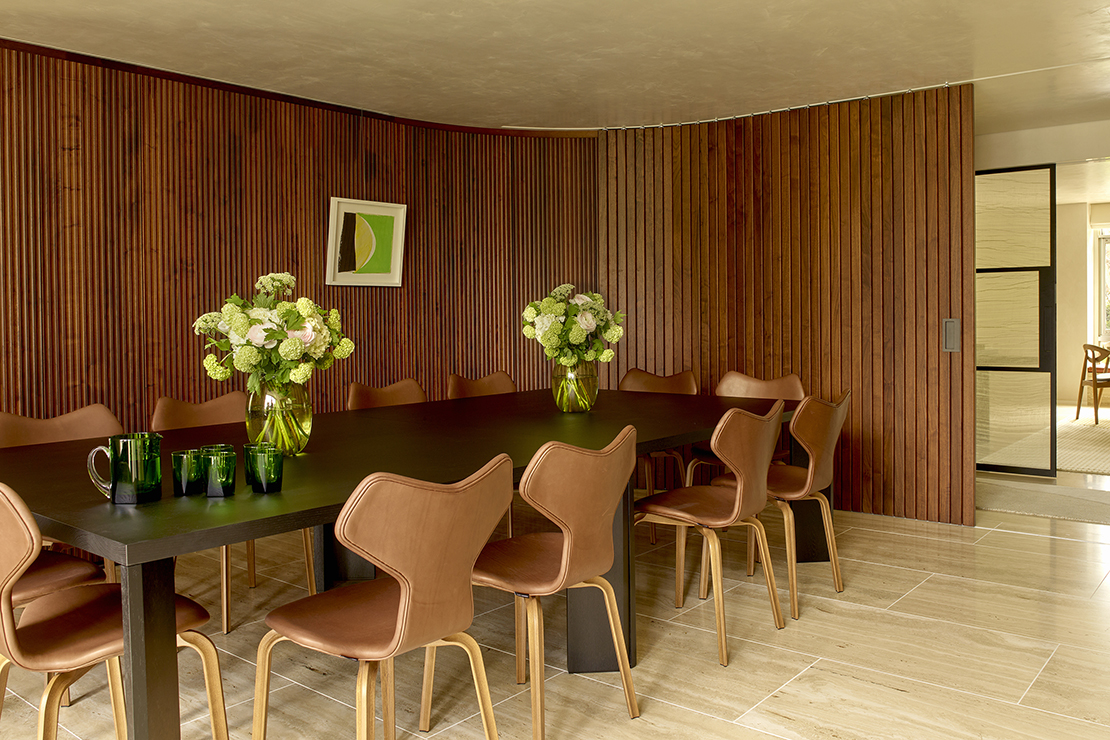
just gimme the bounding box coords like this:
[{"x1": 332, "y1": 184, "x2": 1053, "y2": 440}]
[
  {"x1": 521, "y1": 283, "x2": 625, "y2": 366},
  {"x1": 193, "y1": 272, "x2": 355, "y2": 393},
  {"x1": 522, "y1": 284, "x2": 625, "y2": 412}
]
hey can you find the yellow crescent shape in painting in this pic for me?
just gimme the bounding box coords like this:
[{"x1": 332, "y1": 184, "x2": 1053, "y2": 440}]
[{"x1": 354, "y1": 215, "x2": 376, "y2": 270}]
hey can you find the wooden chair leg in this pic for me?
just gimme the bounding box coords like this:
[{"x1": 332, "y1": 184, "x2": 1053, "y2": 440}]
[
  {"x1": 774, "y1": 499, "x2": 800, "y2": 620},
  {"x1": 252, "y1": 630, "x2": 290, "y2": 740},
  {"x1": 381, "y1": 657, "x2": 396, "y2": 740},
  {"x1": 0, "y1": 655, "x2": 9, "y2": 721},
  {"x1": 246, "y1": 540, "x2": 257, "y2": 588},
  {"x1": 302, "y1": 528, "x2": 317, "y2": 595},
  {"x1": 419, "y1": 646, "x2": 437, "y2": 732},
  {"x1": 674, "y1": 524, "x2": 688, "y2": 608},
  {"x1": 220, "y1": 544, "x2": 232, "y2": 633},
  {"x1": 695, "y1": 526, "x2": 729, "y2": 666},
  {"x1": 515, "y1": 594, "x2": 527, "y2": 684},
  {"x1": 178, "y1": 631, "x2": 230, "y2": 740},
  {"x1": 746, "y1": 516, "x2": 757, "y2": 577},
  {"x1": 698, "y1": 534, "x2": 711, "y2": 600},
  {"x1": 743, "y1": 516, "x2": 784, "y2": 629},
  {"x1": 1077, "y1": 382, "x2": 1085, "y2": 420},
  {"x1": 436, "y1": 632, "x2": 500, "y2": 740},
  {"x1": 106, "y1": 657, "x2": 127, "y2": 740},
  {"x1": 811, "y1": 490, "x2": 844, "y2": 592},
  {"x1": 104, "y1": 559, "x2": 118, "y2": 583},
  {"x1": 575, "y1": 577, "x2": 639, "y2": 718},
  {"x1": 41, "y1": 674, "x2": 70, "y2": 708},
  {"x1": 525, "y1": 596, "x2": 546, "y2": 740},
  {"x1": 356, "y1": 660, "x2": 379, "y2": 740},
  {"x1": 38, "y1": 667, "x2": 91, "y2": 740}
]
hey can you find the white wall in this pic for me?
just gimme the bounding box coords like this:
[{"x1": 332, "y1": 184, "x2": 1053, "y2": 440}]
[
  {"x1": 976, "y1": 120, "x2": 1110, "y2": 171},
  {"x1": 1057, "y1": 203, "x2": 1090, "y2": 405}
]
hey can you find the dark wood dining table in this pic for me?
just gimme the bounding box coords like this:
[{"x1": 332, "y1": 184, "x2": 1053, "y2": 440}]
[{"x1": 0, "y1": 389, "x2": 792, "y2": 740}]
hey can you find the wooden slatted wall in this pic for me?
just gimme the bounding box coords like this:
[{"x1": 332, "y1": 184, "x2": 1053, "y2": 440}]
[
  {"x1": 598, "y1": 88, "x2": 976, "y2": 525},
  {"x1": 0, "y1": 44, "x2": 598, "y2": 431}
]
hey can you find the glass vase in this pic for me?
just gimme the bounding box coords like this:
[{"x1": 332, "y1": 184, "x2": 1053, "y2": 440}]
[
  {"x1": 245, "y1": 383, "x2": 313, "y2": 456},
  {"x1": 552, "y1": 361, "x2": 599, "y2": 413}
]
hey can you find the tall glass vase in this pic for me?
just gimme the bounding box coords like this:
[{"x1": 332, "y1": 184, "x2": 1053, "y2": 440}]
[
  {"x1": 552, "y1": 361, "x2": 599, "y2": 413},
  {"x1": 246, "y1": 383, "x2": 313, "y2": 456}
]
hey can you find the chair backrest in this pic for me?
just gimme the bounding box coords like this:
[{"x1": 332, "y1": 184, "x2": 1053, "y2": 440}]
[
  {"x1": 710, "y1": 401, "x2": 785, "y2": 525},
  {"x1": 787, "y1": 391, "x2": 852, "y2": 497},
  {"x1": 1081, "y1": 344, "x2": 1110, "y2": 380},
  {"x1": 446, "y1": 371, "x2": 516, "y2": 399},
  {"x1": 0, "y1": 404, "x2": 124, "y2": 448},
  {"x1": 618, "y1": 369, "x2": 698, "y2": 395},
  {"x1": 150, "y1": 391, "x2": 248, "y2": 432},
  {"x1": 347, "y1": 379, "x2": 427, "y2": 410},
  {"x1": 714, "y1": 371, "x2": 804, "y2": 401},
  {"x1": 0, "y1": 481, "x2": 44, "y2": 666},
  {"x1": 335, "y1": 454, "x2": 513, "y2": 658},
  {"x1": 516, "y1": 425, "x2": 637, "y2": 592}
]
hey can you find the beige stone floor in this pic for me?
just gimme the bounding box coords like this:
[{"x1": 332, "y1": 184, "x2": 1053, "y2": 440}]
[{"x1": 5, "y1": 499, "x2": 1110, "y2": 739}]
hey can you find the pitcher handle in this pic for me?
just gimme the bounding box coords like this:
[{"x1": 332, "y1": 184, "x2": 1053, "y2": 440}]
[{"x1": 87, "y1": 445, "x2": 111, "y2": 498}]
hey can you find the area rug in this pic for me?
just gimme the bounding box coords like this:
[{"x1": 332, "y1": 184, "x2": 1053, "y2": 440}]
[{"x1": 1058, "y1": 415, "x2": 1110, "y2": 474}]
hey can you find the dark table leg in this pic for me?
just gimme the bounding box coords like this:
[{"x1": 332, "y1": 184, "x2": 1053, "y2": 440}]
[
  {"x1": 120, "y1": 558, "x2": 181, "y2": 740},
  {"x1": 565, "y1": 478, "x2": 637, "y2": 672}
]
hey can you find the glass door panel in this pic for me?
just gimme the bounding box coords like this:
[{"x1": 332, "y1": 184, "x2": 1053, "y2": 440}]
[{"x1": 974, "y1": 165, "x2": 1056, "y2": 476}]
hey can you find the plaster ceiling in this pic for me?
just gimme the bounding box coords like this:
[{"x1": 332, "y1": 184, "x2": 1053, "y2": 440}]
[{"x1": 3, "y1": 0, "x2": 1110, "y2": 134}]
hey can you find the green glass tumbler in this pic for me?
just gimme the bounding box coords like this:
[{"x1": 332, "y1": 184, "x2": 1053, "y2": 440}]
[
  {"x1": 204, "y1": 449, "x2": 237, "y2": 498},
  {"x1": 171, "y1": 449, "x2": 206, "y2": 496},
  {"x1": 244, "y1": 443, "x2": 284, "y2": 493}
]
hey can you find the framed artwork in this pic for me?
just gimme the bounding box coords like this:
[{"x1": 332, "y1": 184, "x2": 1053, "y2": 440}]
[{"x1": 325, "y1": 197, "x2": 408, "y2": 287}]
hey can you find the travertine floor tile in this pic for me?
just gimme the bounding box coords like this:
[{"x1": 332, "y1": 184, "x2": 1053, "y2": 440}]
[
  {"x1": 889, "y1": 573, "x2": 1110, "y2": 650},
  {"x1": 835, "y1": 527, "x2": 1110, "y2": 597},
  {"x1": 974, "y1": 527, "x2": 1110, "y2": 562},
  {"x1": 426, "y1": 672, "x2": 781, "y2": 739},
  {"x1": 674, "y1": 584, "x2": 1057, "y2": 702},
  {"x1": 975, "y1": 509, "x2": 1110, "y2": 544},
  {"x1": 1020, "y1": 645, "x2": 1110, "y2": 725},
  {"x1": 740, "y1": 659, "x2": 1110, "y2": 740},
  {"x1": 589, "y1": 614, "x2": 817, "y2": 720}
]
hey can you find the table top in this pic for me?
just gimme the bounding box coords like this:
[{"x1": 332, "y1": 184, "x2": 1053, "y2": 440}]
[{"x1": 0, "y1": 389, "x2": 787, "y2": 566}]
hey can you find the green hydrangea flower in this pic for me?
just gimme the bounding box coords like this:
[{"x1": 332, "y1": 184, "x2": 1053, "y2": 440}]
[
  {"x1": 220, "y1": 303, "x2": 241, "y2": 322},
  {"x1": 584, "y1": 350, "x2": 597, "y2": 361},
  {"x1": 550, "y1": 284, "x2": 574, "y2": 301},
  {"x1": 289, "y1": 363, "x2": 313, "y2": 384},
  {"x1": 278, "y1": 337, "x2": 304, "y2": 361},
  {"x1": 522, "y1": 325, "x2": 537, "y2": 339},
  {"x1": 228, "y1": 313, "x2": 251, "y2": 337},
  {"x1": 333, "y1": 337, "x2": 355, "y2": 359},
  {"x1": 203, "y1": 354, "x2": 232, "y2": 381},
  {"x1": 539, "y1": 327, "x2": 562, "y2": 348},
  {"x1": 318, "y1": 354, "x2": 335, "y2": 371},
  {"x1": 232, "y1": 345, "x2": 261, "y2": 372},
  {"x1": 599, "y1": 349, "x2": 615, "y2": 362},
  {"x1": 522, "y1": 305, "x2": 538, "y2": 322},
  {"x1": 568, "y1": 325, "x2": 587, "y2": 344},
  {"x1": 540, "y1": 297, "x2": 558, "y2": 314},
  {"x1": 559, "y1": 351, "x2": 577, "y2": 366},
  {"x1": 603, "y1": 325, "x2": 624, "y2": 343},
  {"x1": 327, "y1": 308, "x2": 342, "y2": 332},
  {"x1": 295, "y1": 297, "x2": 316, "y2": 318},
  {"x1": 255, "y1": 272, "x2": 296, "y2": 295}
]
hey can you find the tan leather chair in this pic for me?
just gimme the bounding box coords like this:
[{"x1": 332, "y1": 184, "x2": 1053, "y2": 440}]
[
  {"x1": 635, "y1": 403, "x2": 785, "y2": 666},
  {"x1": 0, "y1": 406, "x2": 117, "y2": 596},
  {"x1": 714, "y1": 392, "x2": 849, "y2": 620},
  {"x1": 684, "y1": 371, "x2": 804, "y2": 485},
  {"x1": 619, "y1": 369, "x2": 698, "y2": 543},
  {"x1": 421, "y1": 426, "x2": 639, "y2": 740},
  {"x1": 446, "y1": 371, "x2": 516, "y2": 399},
  {"x1": 0, "y1": 481, "x2": 228, "y2": 740},
  {"x1": 1076, "y1": 344, "x2": 1110, "y2": 424},
  {"x1": 151, "y1": 391, "x2": 316, "y2": 633},
  {"x1": 347, "y1": 379, "x2": 427, "y2": 410},
  {"x1": 252, "y1": 455, "x2": 512, "y2": 740}
]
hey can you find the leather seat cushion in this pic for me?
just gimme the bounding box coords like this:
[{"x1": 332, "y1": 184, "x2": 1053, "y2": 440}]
[
  {"x1": 634, "y1": 485, "x2": 738, "y2": 529},
  {"x1": 265, "y1": 578, "x2": 404, "y2": 661},
  {"x1": 766, "y1": 464, "x2": 810, "y2": 499},
  {"x1": 13, "y1": 551, "x2": 104, "y2": 607},
  {"x1": 472, "y1": 532, "x2": 565, "y2": 597},
  {"x1": 15, "y1": 584, "x2": 209, "y2": 672}
]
